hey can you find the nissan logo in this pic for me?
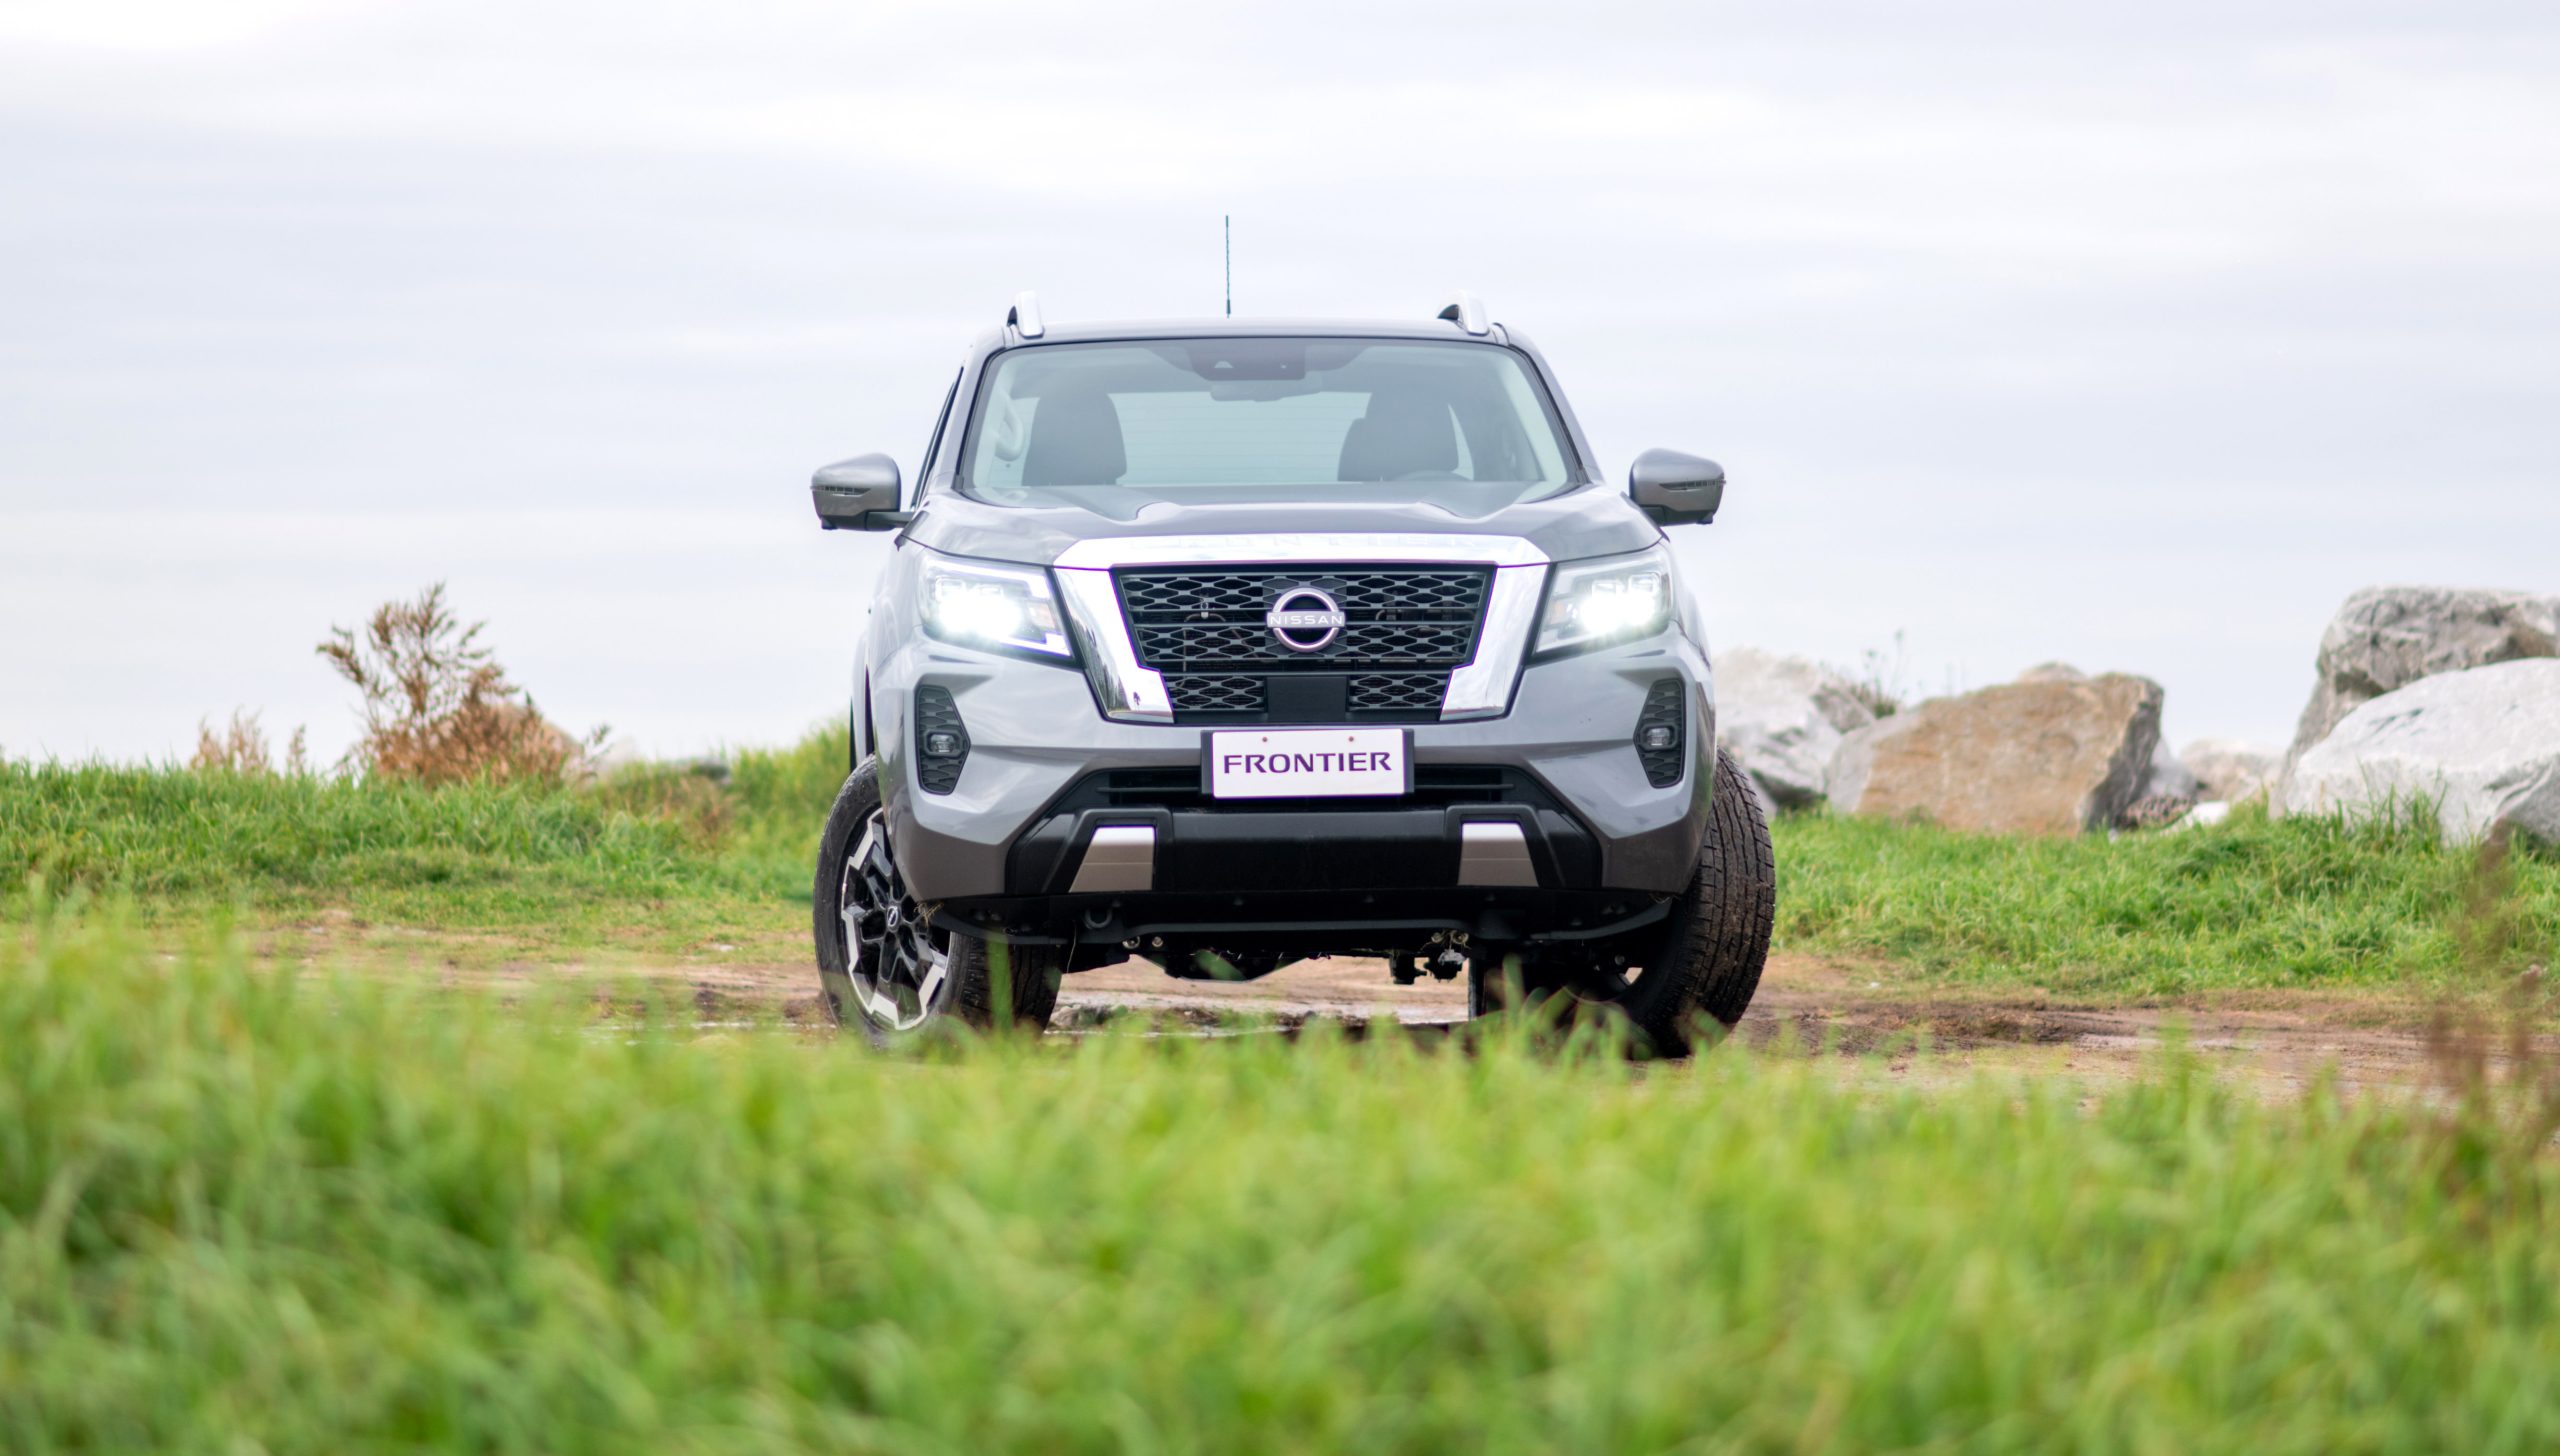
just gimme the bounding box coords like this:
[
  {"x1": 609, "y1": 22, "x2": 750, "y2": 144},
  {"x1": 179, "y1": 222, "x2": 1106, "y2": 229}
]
[{"x1": 1265, "y1": 585, "x2": 1346, "y2": 653}]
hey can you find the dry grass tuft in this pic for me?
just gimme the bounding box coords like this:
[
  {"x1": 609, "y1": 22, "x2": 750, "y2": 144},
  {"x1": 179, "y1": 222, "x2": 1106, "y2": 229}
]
[
  {"x1": 318, "y1": 583, "x2": 601, "y2": 786},
  {"x1": 190, "y1": 710, "x2": 310, "y2": 777}
]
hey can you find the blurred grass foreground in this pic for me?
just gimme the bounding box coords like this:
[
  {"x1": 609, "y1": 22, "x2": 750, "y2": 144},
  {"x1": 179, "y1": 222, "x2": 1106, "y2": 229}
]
[{"x1": 6, "y1": 917, "x2": 2559, "y2": 1452}]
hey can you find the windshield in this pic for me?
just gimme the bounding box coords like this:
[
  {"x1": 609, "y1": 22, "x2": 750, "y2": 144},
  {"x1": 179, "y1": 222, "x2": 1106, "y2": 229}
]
[{"x1": 958, "y1": 338, "x2": 1577, "y2": 507}]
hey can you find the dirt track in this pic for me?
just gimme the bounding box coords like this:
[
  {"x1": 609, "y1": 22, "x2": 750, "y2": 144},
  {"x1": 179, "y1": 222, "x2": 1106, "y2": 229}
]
[
  {"x1": 438, "y1": 945, "x2": 2514, "y2": 1099},
  {"x1": 1052, "y1": 954, "x2": 2480, "y2": 1098}
]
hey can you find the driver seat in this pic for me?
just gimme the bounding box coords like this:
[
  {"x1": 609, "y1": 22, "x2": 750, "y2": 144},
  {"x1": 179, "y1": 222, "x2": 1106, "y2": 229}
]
[{"x1": 1337, "y1": 391, "x2": 1458, "y2": 481}]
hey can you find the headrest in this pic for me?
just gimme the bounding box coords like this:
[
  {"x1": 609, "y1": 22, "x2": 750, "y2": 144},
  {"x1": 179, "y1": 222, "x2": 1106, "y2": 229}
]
[
  {"x1": 1337, "y1": 391, "x2": 1457, "y2": 481},
  {"x1": 1022, "y1": 384, "x2": 1127, "y2": 487}
]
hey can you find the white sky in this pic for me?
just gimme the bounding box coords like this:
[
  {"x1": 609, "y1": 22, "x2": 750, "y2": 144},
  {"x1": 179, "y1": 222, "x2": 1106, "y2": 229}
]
[{"x1": 4, "y1": 0, "x2": 2556, "y2": 763}]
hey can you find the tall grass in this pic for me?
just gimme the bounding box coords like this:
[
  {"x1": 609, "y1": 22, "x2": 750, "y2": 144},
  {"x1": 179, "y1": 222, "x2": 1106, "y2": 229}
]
[
  {"x1": 0, "y1": 760, "x2": 760, "y2": 948},
  {"x1": 724, "y1": 721, "x2": 853, "y2": 889},
  {"x1": 9, "y1": 729, "x2": 2556, "y2": 995},
  {"x1": 4, "y1": 917, "x2": 2558, "y2": 1452},
  {"x1": 2, "y1": 761, "x2": 703, "y2": 901},
  {"x1": 1776, "y1": 805, "x2": 2560, "y2": 995}
]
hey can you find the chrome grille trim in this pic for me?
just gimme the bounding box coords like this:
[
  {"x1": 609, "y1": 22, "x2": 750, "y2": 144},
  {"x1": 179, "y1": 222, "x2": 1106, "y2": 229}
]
[
  {"x1": 1053, "y1": 533, "x2": 1549, "y2": 570},
  {"x1": 1442, "y1": 563, "x2": 1547, "y2": 721},
  {"x1": 1055, "y1": 567, "x2": 1173, "y2": 723}
]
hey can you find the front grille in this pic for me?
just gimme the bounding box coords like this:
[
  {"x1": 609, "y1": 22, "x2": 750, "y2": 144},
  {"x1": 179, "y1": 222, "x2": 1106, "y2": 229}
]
[
  {"x1": 1349, "y1": 672, "x2": 1449, "y2": 714},
  {"x1": 1119, "y1": 569, "x2": 1485, "y2": 622},
  {"x1": 1132, "y1": 619, "x2": 1475, "y2": 668},
  {"x1": 1167, "y1": 675, "x2": 1265, "y2": 716},
  {"x1": 1116, "y1": 565, "x2": 1490, "y2": 722}
]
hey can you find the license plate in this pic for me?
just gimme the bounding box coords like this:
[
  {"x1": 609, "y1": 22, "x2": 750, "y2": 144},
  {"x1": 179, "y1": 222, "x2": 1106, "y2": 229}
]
[{"x1": 1206, "y1": 728, "x2": 1410, "y2": 799}]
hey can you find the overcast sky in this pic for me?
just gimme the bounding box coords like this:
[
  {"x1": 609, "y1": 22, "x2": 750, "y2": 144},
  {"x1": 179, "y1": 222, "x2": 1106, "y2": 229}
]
[{"x1": 5, "y1": 0, "x2": 2556, "y2": 764}]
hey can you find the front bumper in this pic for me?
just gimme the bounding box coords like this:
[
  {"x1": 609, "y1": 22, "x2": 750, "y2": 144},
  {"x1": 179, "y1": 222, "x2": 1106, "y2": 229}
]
[{"x1": 873, "y1": 628, "x2": 1718, "y2": 918}]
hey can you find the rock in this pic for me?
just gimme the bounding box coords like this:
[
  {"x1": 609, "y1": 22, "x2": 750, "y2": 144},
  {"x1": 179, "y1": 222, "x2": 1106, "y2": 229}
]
[
  {"x1": 1827, "y1": 673, "x2": 2164, "y2": 836},
  {"x1": 1714, "y1": 648, "x2": 1875, "y2": 810},
  {"x1": 2283, "y1": 586, "x2": 2559, "y2": 767},
  {"x1": 2180, "y1": 738, "x2": 2278, "y2": 803},
  {"x1": 2141, "y1": 745, "x2": 2200, "y2": 802},
  {"x1": 2171, "y1": 801, "x2": 2235, "y2": 832},
  {"x1": 2282, "y1": 659, "x2": 2560, "y2": 846},
  {"x1": 2119, "y1": 793, "x2": 2196, "y2": 830},
  {"x1": 2015, "y1": 662, "x2": 2088, "y2": 684}
]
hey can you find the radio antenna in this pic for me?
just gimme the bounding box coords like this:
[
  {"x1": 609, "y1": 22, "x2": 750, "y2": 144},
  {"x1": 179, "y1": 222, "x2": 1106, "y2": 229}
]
[{"x1": 1224, "y1": 215, "x2": 1231, "y2": 317}]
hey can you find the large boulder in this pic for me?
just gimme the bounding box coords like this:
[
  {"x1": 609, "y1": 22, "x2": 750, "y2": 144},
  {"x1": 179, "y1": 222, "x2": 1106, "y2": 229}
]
[
  {"x1": 2180, "y1": 738, "x2": 2278, "y2": 803},
  {"x1": 1714, "y1": 648, "x2": 1875, "y2": 810},
  {"x1": 2282, "y1": 659, "x2": 2560, "y2": 846},
  {"x1": 2284, "y1": 586, "x2": 2559, "y2": 766},
  {"x1": 2141, "y1": 744, "x2": 2200, "y2": 801},
  {"x1": 1827, "y1": 673, "x2": 2164, "y2": 836}
]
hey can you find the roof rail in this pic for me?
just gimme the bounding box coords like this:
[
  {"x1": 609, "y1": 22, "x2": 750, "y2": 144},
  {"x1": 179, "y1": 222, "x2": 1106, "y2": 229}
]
[
  {"x1": 1007, "y1": 290, "x2": 1045, "y2": 340},
  {"x1": 1436, "y1": 290, "x2": 1489, "y2": 336}
]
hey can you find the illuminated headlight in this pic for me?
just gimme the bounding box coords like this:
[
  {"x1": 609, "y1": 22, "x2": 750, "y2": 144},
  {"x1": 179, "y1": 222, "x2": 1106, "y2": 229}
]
[
  {"x1": 918, "y1": 552, "x2": 1072, "y2": 659},
  {"x1": 1534, "y1": 545, "x2": 1675, "y2": 658}
]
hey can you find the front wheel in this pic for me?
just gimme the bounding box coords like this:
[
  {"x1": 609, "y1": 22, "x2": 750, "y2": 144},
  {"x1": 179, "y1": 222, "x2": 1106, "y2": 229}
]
[
  {"x1": 1470, "y1": 747, "x2": 1775, "y2": 1056},
  {"x1": 812, "y1": 761, "x2": 1061, "y2": 1043}
]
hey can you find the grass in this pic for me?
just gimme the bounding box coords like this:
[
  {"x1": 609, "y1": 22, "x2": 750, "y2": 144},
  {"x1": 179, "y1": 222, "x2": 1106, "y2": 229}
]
[
  {"x1": 1774, "y1": 806, "x2": 2560, "y2": 998},
  {"x1": 0, "y1": 728, "x2": 851, "y2": 960},
  {"x1": 5, "y1": 728, "x2": 2554, "y2": 999},
  {"x1": 5, "y1": 915, "x2": 2559, "y2": 1452}
]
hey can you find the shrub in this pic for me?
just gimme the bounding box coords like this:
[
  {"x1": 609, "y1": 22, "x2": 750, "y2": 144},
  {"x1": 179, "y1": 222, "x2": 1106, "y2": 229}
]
[{"x1": 317, "y1": 583, "x2": 598, "y2": 785}]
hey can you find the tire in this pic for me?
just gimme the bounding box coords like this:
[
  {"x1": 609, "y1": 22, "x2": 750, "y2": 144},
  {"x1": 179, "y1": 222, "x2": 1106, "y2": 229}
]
[
  {"x1": 1470, "y1": 747, "x2": 1775, "y2": 1056},
  {"x1": 812, "y1": 760, "x2": 1061, "y2": 1043}
]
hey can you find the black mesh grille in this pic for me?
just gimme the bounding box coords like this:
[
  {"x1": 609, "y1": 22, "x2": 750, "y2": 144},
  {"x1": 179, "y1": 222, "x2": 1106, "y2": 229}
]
[
  {"x1": 1634, "y1": 679, "x2": 1685, "y2": 788},
  {"x1": 915, "y1": 685, "x2": 968, "y2": 795},
  {"x1": 1116, "y1": 567, "x2": 1487, "y2": 672},
  {"x1": 1119, "y1": 568, "x2": 1485, "y2": 622},
  {"x1": 1133, "y1": 620, "x2": 1475, "y2": 668},
  {"x1": 1349, "y1": 672, "x2": 1451, "y2": 714},
  {"x1": 1166, "y1": 675, "x2": 1265, "y2": 716},
  {"x1": 1115, "y1": 565, "x2": 1488, "y2": 723}
]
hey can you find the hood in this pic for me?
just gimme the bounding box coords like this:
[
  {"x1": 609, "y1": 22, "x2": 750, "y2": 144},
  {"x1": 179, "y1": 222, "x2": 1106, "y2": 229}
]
[{"x1": 902, "y1": 482, "x2": 1662, "y2": 568}]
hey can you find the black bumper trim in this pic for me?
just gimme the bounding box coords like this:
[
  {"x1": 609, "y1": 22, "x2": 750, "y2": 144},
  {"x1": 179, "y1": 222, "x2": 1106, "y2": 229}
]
[{"x1": 1004, "y1": 767, "x2": 1604, "y2": 896}]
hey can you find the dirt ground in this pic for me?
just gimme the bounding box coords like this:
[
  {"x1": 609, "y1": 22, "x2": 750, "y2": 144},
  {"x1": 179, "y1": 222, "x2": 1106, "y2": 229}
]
[
  {"x1": 397, "y1": 941, "x2": 2527, "y2": 1099},
  {"x1": 1052, "y1": 954, "x2": 2493, "y2": 1098}
]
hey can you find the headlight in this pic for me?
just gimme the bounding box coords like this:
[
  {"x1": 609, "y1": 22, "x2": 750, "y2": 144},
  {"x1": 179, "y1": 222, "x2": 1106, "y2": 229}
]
[
  {"x1": 917, "y1": 552, "x2": 1072, "y2": 660},
  {"x1": 1534, "y1": 544, "x2": 1675, "y2": 658}
]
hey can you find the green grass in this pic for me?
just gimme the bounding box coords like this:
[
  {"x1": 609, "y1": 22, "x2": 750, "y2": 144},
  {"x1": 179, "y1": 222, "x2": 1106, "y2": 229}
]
[
  {"x1": 5, "y1": 916, "x2": 2559, "y2": 1452},
  {"x1": 7, "y1": 730, "x2": 2555, "y2": 997},
  {"x1": 1774, "y1": 806, "x2": 2560, "y2": 997},
  {"x1": 0, "y1": 728, "x2": 852, "y2": 956}
]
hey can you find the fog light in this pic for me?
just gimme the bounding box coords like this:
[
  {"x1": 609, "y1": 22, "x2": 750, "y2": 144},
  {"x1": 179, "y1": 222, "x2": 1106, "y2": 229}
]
[
  {"x1": 1632, "y1": 680, "x2": 1685, "y2": 788},
  {"x1": 915, "y1": 685, "x2": 970, "y2": 795}
]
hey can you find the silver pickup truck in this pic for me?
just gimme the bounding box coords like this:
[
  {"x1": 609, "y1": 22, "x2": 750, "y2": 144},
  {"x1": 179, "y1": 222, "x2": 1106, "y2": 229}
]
[{"x1": 808, "y1": 293, "x2": 1772, "y2": 1053}]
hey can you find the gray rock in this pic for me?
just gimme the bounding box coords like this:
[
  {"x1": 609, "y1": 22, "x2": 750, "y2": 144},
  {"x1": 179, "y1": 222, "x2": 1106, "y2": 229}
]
[
  {"x1": 2180, "y1": 738, "x2": 2278, "y2": 803},
  {"x1": 1828, "y1": 673, "x2": 2163, "y2": 836},
  {"x1": 2141, "y1": 745, "x2": 2200, "y2": 802},
  {"x1": 2282, "y1": 659, "x2": 2560, "y2": 846},
  {"x1": 1714, "y1": 648, "x2": 1875, "y2": 809},
  {"x1": 2282, "y1": 586, "x2": 2559, "y2": 772}
]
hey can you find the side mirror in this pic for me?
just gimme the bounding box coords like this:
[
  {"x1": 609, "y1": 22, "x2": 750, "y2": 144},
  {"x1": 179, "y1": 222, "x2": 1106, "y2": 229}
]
[
  {"x1": 1629, "y1": 449, "x2": 1725, "y2": 526},
  {"x1": 811, "y1": 454, "x2": 910, "y2": 532}
]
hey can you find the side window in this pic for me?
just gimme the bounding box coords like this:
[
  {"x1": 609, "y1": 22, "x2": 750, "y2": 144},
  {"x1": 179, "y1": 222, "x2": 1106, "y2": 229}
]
[{"x1": 912, "y1": 371, "x2": 961, "y2": 505}]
